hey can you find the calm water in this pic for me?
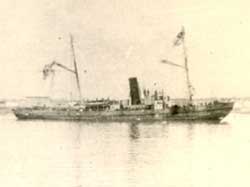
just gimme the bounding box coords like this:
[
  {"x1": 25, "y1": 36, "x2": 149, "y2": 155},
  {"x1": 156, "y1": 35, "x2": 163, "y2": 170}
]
[{"x1": 0, "y1": 112, "x2": 249, "y2": 187}]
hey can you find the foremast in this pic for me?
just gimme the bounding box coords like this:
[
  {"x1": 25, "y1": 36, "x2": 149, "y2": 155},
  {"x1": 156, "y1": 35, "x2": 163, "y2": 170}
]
[
  {"x1": 161, "y1": 26, "x2": 194, "y2": 103},
  {"x1": 43, "y1": 34, "x2": 82, "y2": 100},
  {"x1": 70, "y1": 34, "x2": 82, "y2": 99},
  {"x1": 180, "y1": 27, "x2": 193, "y2": 102}
]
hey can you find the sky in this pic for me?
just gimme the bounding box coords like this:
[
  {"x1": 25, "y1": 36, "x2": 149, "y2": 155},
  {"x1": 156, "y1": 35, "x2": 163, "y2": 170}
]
[{"x1": 0, "y1": 0, "x2": 249, "y2": 100}]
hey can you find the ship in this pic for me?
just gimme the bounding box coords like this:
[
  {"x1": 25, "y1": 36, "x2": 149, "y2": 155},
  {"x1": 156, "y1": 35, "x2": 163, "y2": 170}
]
[{"x1": 13, "y1": 28, "x2": 234, "y2": 122}]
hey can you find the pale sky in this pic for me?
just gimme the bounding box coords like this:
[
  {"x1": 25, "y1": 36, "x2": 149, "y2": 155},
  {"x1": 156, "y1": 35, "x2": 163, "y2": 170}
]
[{"x1": 0, "y1": 0, "x2": 249, "y2": 99}]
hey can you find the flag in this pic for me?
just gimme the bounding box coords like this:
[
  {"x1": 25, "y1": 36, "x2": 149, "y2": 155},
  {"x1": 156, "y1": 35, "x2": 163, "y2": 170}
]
[
  {"x1": 42, "y1": 64, "x2": 55, "y2": 80},
  {"x1": 173, "y1": 27, "x2": 185, "y2": 46}
]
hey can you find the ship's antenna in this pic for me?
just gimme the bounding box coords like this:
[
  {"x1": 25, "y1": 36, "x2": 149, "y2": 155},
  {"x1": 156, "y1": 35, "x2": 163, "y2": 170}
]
[{"x1": 70, "y1": 34, "x2": 82, "y2": 100}]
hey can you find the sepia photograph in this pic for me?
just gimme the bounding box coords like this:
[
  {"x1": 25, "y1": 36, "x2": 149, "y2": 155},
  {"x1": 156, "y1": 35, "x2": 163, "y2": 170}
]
[{"x1": 0, "y1": 0, "x2": 249, "y2": 186}]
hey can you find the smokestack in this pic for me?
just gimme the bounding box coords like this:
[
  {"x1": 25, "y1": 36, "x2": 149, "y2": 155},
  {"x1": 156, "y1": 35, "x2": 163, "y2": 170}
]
[{"x1": 129, "y1": 77, "x2": 141, "y2": 105}]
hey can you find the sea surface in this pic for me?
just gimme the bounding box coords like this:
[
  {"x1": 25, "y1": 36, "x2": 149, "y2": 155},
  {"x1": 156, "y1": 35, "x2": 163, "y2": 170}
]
[{"x1": 0, "y1": 111, "x2": 250, "y2": 187}]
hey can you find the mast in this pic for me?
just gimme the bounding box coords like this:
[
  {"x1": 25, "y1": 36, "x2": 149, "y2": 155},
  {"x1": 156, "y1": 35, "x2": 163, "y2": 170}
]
[
  {"x1": 181, "y1": 27, "x2": 193, "y2": 102},
  {"x1": 161, "y1": 26, "x2": 194, "y2": 103},
  {"x1": 70, "y1": 34, "x2": 82, "y2": 99}
]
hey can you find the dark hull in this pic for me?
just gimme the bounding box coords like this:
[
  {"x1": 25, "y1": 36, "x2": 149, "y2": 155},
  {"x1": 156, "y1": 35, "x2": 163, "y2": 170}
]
[{"x1": 13, "y1": 102, "x2": 234, "y2": 122}]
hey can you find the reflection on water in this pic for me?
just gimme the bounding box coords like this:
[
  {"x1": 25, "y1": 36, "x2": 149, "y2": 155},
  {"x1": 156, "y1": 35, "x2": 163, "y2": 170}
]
[
  {"x1": 129, "y1": 123, "x2": 140, "y2": 140},
  {"x1": 0, "y1": 113, "x2": 249, "y2": 187}
]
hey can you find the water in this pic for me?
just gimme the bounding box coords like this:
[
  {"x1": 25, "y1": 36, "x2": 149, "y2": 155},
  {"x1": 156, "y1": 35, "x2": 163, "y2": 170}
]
[{"x1": 0, "y1": 112, "x2": 249, "y2": 187}]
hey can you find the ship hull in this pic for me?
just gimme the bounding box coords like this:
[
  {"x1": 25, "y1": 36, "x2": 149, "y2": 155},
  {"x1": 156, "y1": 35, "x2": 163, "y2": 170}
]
[{"x1": 13, "y1": 102, "x2": 234, "y2": 122}]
